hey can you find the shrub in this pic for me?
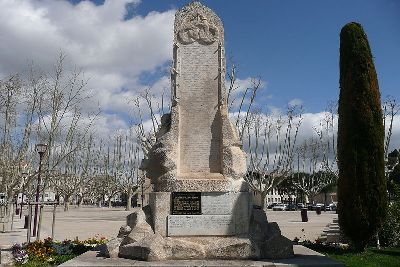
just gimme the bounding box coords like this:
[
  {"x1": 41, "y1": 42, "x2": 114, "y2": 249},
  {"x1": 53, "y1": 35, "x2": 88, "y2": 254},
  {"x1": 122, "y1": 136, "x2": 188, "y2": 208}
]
[
  {"x1": 380, "y1": 185, "x2": 400, "y2": 247},
  {"x1": 12, "y1": 236, "x2": 108, "y2": 266}
]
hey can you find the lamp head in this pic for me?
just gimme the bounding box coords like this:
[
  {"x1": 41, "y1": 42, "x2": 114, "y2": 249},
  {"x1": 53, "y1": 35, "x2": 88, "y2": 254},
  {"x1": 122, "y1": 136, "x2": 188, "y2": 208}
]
[{"x1": 35, "y1": 143, "x2": 47, "y2": 154}]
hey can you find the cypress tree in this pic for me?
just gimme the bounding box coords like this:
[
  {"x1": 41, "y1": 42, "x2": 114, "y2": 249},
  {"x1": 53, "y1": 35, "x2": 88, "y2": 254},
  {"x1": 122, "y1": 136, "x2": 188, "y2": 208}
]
[{"x1": 337, "y1": 22, "x2": 386, "y2": 251}]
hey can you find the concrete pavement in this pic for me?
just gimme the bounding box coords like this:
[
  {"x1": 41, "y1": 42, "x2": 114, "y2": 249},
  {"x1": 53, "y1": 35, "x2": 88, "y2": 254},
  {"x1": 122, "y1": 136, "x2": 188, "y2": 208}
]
[{"x1": 0, "y1": 206, "x2": 336, "y2": 249}]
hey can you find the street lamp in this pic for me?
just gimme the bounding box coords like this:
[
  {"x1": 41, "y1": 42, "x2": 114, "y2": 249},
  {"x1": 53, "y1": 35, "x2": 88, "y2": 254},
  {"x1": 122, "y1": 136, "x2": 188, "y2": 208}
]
[
  {"x1": 20, "y1": 172, "x2": 29, "y2": 219},
  {"x1": 32, "y1": 143, "x2": 47, "y2": 237}
]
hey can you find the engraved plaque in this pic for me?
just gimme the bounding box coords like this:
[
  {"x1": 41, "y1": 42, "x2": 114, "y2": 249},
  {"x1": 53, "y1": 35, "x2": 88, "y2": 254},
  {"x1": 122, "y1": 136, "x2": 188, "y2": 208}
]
[
  {"x1": 171, "y1": 192, "x2": 201, "y2": 215},
  {"x1": 167, "y1": 215, "x2": 235, "y2": 236},
  {"x1": 202, "y1": 192, "x2": 233, "y2": 215},
  {"x1": 178, "y1": 41, "x2": 222, "y2": 174}
]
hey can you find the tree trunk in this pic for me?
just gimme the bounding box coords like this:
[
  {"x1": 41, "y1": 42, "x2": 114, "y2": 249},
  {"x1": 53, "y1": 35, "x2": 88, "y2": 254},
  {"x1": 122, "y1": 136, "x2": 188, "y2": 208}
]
[
  {"x1": 126, "y1": 189, "x2": 132, "y2": 211},
  {"x1": 77, "y1": 194, "x2": 83, "y2": 207},
  {"x1": 64, "y1": 195, "x2": 70, "y2": 211},
  {"x1": 108, "y1": 198, "x2": 112, "y2": 208},
  {"x1": 260, "y1": 192, "x2": 267, "y2": 209}
]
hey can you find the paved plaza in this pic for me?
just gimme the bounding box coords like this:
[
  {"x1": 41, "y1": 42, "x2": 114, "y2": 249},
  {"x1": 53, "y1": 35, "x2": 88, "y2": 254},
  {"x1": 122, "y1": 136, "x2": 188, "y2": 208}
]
[{"x1": 0, "y1": 206, "x2": 337, "y2": 249}]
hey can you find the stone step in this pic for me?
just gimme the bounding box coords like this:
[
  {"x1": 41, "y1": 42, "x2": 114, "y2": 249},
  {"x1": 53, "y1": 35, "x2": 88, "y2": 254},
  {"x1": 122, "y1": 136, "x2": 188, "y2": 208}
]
[
  {"x1": 323, "y1": 229, "x2": 341, "y2": 234},
  {"x1": 325, "y1": 226, "x2": 340, "y2": 231}
]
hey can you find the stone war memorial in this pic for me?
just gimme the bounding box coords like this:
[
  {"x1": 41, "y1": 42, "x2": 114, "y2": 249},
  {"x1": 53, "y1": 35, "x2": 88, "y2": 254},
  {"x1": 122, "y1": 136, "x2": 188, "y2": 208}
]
[{"x1": 106, "y1": 2, "x2": 293, "y2": 261}]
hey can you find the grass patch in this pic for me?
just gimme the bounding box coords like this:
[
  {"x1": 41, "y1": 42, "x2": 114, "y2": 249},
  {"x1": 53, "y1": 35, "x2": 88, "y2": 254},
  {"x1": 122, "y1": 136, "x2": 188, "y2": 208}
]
[{"x1": 305, "y1": 244, "x2": 400, "y2": 267}]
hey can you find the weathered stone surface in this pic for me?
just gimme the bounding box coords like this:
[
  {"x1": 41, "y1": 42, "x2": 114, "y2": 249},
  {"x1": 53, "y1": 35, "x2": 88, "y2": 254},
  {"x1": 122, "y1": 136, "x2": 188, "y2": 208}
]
[
  {"x1": 118, "y1": 228, "x2": 292, "y2": 261},
  {"x1": 167, "y1": 238, "x2": 206, "y2": 260},
  {"x1": 249, "y1": 209, "x2": 294, "y2": 259},
  {"x1": 121, "y1": 224, "x2": 153, "y2": 246},
  {"x1": 220, "y1": 111, "x2": 247, "y2": 180},
  {"x1": 143, "y1": 1, "x2": 247, "y2": 192},
  {"x1": 102, "y1": 237, "x2": 123, "y2": 258},
  {"x1": 117, "y1": 225, "x2": 132, "y2": 238},
  {"x1": 115, "y1": 2, "x2": 293, "y2": 261},
  {"x1": 119, "y1": 233, "x2": 167, "y2": 261},
  {"x1": 149, "y1": 192, "x2": 170, "y2": 237},
  {"x1": 207, "y1": 237, "x2": 256, "y2": 259},
  {"x1": 121, "y1": 208, "x2": 154, "y2": 246},
  {"x1": 157, "y1": 174, "x2": 247, "y2": 192},
  {"x1": 61, "y1": 245, "x2": 345, "y2": 266},
  {"x1": 126, "y1": 208, "x2": 150, "y2": 229},
  {"x1": 0, "y1": 250, "x2": 14, "y2": 266},
  {"x1": 259, "y1": 233, "x2": 294, "y2": 259}
]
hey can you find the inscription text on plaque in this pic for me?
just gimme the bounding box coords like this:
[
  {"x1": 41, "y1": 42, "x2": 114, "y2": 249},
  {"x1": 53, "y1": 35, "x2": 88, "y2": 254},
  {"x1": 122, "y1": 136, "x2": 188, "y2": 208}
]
[{"x1": 171, "y1": 192, "x2": 201, "y2": 215}]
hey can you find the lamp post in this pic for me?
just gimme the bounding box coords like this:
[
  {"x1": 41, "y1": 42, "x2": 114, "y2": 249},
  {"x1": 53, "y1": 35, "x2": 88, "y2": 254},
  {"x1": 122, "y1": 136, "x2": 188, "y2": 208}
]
[
  {"x1": 32, "y1": 143, "x2": 47, "y2": 237},
  {"x1": 20, "y1": 172, "x2": 28, "y2": 219}
]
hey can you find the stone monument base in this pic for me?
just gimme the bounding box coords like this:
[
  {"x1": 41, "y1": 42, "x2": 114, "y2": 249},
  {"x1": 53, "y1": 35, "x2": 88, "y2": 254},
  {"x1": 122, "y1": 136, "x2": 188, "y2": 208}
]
[
  {"x1": 118, "y1": 235, "x2": 292, "y2": 261},
  {"x1": 103, "y1": 204, "x2": 294, "y2": 261}
]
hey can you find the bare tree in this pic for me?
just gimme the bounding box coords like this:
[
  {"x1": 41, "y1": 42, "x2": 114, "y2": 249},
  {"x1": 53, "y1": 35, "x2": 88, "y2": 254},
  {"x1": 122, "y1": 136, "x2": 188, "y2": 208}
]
[
  {"x1": 0, "y1": 73, "x2": 41, "y2": 200},
  {"x1": 244, "y1": 106, "x2": 303, "y2": 208},
  {"x1": 292, "y1": 103, "x2": 338, "y2": 204},
  {"x1": 226, "y1": 64, "x2": 262, "y2": 141},
  {"x1": 383, "y1": 96, "x2": 400, "y2": 161},
  {"x1": 292, "y1": 138, "x2": 337, "y2": 203},
  {"x1": 48, "y1": 133, "x2": 98, "y2": 211},
  {"x1": 29, "y1": 54, "x2": 99, "y2": 210},
  {"x1": 112, "y1": 130, "x2": 141, "y2": 210}
]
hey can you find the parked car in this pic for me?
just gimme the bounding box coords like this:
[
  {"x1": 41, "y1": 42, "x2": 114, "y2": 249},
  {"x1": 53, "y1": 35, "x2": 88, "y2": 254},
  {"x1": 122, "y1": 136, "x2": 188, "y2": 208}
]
[
  {"x1": 285, "y1": 203, "x2": 297, "y2": 211},
  {"x1": 297, "y1": 203, "x2": 305, "y2": 209},
  {"x1": 312, "y1": 203, "x2": 325, "y2": 210},
  {"x1": 267, "y1": 203, "x2": 278, "y2": 209},
  {"x1": 326, "y1": 203, "x2": 337, "y2": 211},
  {"x1": 272, "y1": 203, "x2": 287, "y2": 211}
]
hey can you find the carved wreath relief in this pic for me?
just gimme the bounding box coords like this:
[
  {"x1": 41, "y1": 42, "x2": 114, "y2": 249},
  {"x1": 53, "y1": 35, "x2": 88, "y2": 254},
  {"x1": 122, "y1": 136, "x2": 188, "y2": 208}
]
[{"x1": 178, "y1": 13, "x2": 218, "y2": 45}]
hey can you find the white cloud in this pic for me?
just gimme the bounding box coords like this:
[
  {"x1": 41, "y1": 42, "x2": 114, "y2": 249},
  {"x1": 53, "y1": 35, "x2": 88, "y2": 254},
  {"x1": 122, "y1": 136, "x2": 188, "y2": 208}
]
[
  {"x1": 0, "y1": 0, "x2": 175, "y2": 122},
  {"x1": 288, "y1": 98, "x2": 303, "y2": 107},
  {"x1": 3, "y1": 0, "x2": 397, "y2": 156},
  {"x1": 385, "y1": 114, "x2": 400, "y2": 152}
]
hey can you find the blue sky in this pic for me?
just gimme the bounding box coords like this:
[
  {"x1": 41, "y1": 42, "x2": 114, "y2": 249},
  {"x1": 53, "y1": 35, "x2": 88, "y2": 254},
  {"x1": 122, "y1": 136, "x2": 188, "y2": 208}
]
[
  {"x1": 134, "y1": 0, "x2": 400, "y2": 112},
  {"x1": 0, "y1": 0, "x2": 399, "y2": 147}
]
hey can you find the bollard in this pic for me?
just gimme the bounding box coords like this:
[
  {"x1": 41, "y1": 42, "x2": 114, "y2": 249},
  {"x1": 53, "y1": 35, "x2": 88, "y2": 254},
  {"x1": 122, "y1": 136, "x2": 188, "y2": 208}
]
[
  {"x1": 27, "y1": 204, "x2": 32, "y2": 243},
  {"x1": 301, "y1": 208, "x2": 308, "y2": 222},
  {"x1": 316, "y1": 206, "x2": 321, "y2": 215},
  {"x1": 23, "y1": 215, "x2": 29, "y2": 229}
]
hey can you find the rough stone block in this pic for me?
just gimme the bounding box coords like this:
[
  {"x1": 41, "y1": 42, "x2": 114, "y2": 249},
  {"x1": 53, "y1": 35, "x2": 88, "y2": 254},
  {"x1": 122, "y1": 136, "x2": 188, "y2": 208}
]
[
  {"x1": 102, "y1": 237, "x2": 123, "y2": 258},
  {"x1": 207, "y1": 237, "x2": 256, "y2": 259},
  {"x1": 149, "y1": 192, "x2": 171, "y2": 237},
  {"x1": 117, "y1": 225, "x2": 131, "y2": 238},
  {"x1": 121, "y1": 224, "x2": 153, "y2": 246},
  {"x1": 259, "y1": 234, "x2": 294, "y2": 259},
  {"x1": 119, "y1": 233, "x2": 167, "y2": 261},
  {"x1": 168, "y1": 238, "x2": 206, "y2": 260}
]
